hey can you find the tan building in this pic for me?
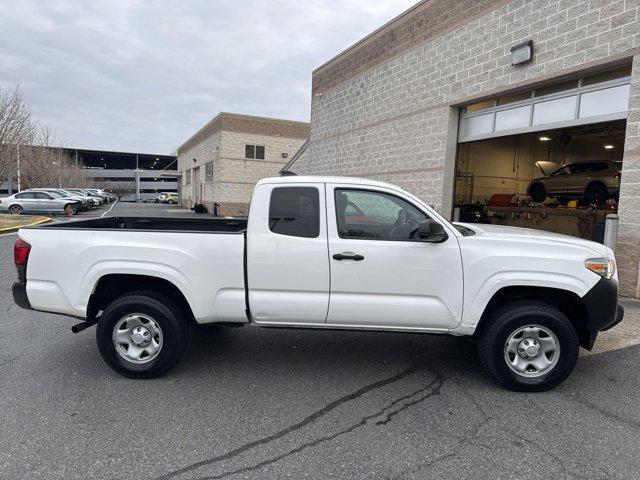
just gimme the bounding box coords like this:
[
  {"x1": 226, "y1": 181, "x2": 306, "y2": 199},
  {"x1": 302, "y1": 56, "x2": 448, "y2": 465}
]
[
  {"x1": 177, "y1": 112, "x2": 309, "y2": 215},
  {"x1": 289, "y1": 0, "x2": 640, "y2": 298}
]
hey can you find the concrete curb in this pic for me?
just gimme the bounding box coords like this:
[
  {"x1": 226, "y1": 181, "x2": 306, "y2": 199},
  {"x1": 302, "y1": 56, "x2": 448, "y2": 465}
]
[{"x1": 0, "y1": 217, "x2": 52, "y2": 234}]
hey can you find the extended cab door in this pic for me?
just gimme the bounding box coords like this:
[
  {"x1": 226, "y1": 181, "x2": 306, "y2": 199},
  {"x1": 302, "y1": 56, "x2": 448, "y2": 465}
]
[
  {"x1": 247, "y1": 182, "x2": 330, "y2": 324},
  {"x1": 325, "y1": 184, "x2": 463, "y2": 330}
]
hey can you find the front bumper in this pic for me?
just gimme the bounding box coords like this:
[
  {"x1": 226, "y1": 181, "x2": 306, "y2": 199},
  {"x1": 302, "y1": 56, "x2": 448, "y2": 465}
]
[
  {"x1": 12, "y1": 281, "x2": 33, "y2": 310},
  {"x1": 581, "y1": 277, "x2": 624, "y2": 349}
]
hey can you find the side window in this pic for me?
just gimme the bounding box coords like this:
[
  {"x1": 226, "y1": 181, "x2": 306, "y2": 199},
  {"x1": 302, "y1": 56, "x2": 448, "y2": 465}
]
[
  {"x1": 335, "y1": 189, "x2": 427, "y2": 241},
  {"x1": 34, "y1": 192, "x2": 51, "y2": 199},
  {"x1": 18, "y1": 192, "x2": 35, "y2": 199},
  {"x1": 589, "y1": 162, "x2": 608, "y2": 172},
  {"x1": 269, "y1": 187, "x2": 320, "y2": 238},
  {"x1": 569, "y1": 163, "x2": 589, "y2": 174}
]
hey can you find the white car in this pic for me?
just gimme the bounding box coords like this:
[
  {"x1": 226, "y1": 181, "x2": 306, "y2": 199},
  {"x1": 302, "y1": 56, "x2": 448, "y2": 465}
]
[{"x1": 11, "y1": 176, "x2": 623, "y2": 391}]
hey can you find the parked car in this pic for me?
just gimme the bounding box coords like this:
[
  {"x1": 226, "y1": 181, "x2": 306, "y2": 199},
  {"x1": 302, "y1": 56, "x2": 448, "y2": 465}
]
[
  {"x1": 29, "y1": 188, "x2": 92, "y2": 211},
  {"x1": 12, "y1": 176, "x2": 623, "y2": 391},
  {"x1": 1, "y1": 191, "x2": 81, "y2": 215},
  {"x1": 65, "y1": 188, "x2": 105, "y2": 206},
  {"x1": 154, "y1": 193, "x2": 166, "y2": 203},
  {"x1": 162, "y1": 192, "x2": 178, "y2": 204},
  {"x1": 527, "y1": 160, "x2": 621, "y2": 204}
]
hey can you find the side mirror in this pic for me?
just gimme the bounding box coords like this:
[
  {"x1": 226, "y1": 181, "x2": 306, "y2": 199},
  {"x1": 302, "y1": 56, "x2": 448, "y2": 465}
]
[{"x1": 418, "y1": 219, "x2": 448, "y2": 243}]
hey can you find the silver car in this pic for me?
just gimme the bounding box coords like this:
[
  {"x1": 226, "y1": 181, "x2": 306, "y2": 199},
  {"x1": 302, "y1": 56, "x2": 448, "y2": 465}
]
[
  {"x1": 527, "y1": 160, "x2": 621, "y2": 204},
  {"x1": 0, "y1": 191, "x2": 81, "y2": 215},
  {"x1": 29, "y1": 188, "x2": 92, "y2": 210}
]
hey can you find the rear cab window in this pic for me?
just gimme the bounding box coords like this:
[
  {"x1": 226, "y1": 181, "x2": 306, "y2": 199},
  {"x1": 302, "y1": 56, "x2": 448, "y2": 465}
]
[{"x1": 269, "y1": 187, "x2": 320, "y2": 238}]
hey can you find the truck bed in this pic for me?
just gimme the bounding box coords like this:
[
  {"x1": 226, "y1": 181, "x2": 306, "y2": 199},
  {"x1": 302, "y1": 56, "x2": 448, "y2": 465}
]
[{"x1": 33, "y1": 216, "x2": 247, "y2": 233}]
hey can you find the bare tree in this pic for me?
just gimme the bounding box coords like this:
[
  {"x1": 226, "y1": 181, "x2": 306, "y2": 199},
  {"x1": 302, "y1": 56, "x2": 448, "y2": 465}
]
[
  {"x1": 0, "y1": 85, "x2": 35, "y2": 186},
  {"x1": 106, "y1": 180, "x2": 136, "y2": 200},
  {"x1": 19, "y1": 126, "x2": 90, "y2": 189}
]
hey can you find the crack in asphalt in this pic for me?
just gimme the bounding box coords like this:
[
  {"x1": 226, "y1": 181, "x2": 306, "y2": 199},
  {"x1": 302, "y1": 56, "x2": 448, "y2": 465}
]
[
  {"x1": 0, "y1": 355, "x2": 20, "y2": 368},
  {"x1": 569, "y1": 394, "x2": 640, "y2": 431},
  {"x1": 191, "y1": 372, "x2": 444, "y2": 480},
  {"x1": 155, "y1": 365, "x2": 429, "y2": 480}
]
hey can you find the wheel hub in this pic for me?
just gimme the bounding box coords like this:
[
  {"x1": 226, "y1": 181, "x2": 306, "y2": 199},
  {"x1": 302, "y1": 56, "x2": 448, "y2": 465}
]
[
  {"x1": 517, "y1": 338, "x2": 541, "y2": 359},
  {"x1": 504, "y1": 325, "x2": 560, "y2": 378},
  {"x1": 112, "y1": 314, "x2": 163, "y2": 364},
  {"x1": 130, "y1": 326, "x2": 151, "y2": 347}
]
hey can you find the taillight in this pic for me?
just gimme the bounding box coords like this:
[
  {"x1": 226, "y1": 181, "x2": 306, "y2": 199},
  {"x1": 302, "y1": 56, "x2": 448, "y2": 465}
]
[{"x1": 14, "y1": 238, "x2": 31, "y2": 282}]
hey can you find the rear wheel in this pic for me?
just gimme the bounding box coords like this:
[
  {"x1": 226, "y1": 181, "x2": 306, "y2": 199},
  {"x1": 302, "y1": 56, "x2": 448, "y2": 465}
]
[
  {"x1": 477, "y1": 301, "x2": 579, "y2": 391},
  {"x1": 9, "y1": 204, "x2": 23, "y2": 214},
  {"x1": 586, "y1": 183, "x2": 607, "y2": 206},
  {"x1": 529, "y1": 183, "x2": 547, "y2": 203},
  {"x1": 96, "y1": 293, "x2": 191, "y2": 378}
]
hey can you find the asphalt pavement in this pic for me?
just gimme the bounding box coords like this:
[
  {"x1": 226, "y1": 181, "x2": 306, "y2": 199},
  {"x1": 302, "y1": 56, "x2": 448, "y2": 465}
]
[{"x1": 1, "y1": 202, "x2": 640, "y2": 479}]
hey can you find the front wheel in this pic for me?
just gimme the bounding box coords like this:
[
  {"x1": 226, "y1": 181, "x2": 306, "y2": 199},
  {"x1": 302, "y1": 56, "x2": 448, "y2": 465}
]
[
  {"x1": 96, "y1": 293, "x2": 191, "y2": 378},
  {"x1": 64, "y1": 203, "x2": 78, "y2": 216},
  {"x1": 477, "y1": 301, "x2": 579, "y2": 391}
]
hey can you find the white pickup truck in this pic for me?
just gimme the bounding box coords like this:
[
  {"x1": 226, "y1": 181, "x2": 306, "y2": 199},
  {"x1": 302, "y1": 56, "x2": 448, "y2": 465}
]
[{"x1": 12, "y1": 176, "x2": 623, "y2": 391}]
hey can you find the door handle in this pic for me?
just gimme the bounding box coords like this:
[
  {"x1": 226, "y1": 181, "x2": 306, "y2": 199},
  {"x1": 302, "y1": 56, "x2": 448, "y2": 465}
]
[{"x1": 333, "y1": 253, "x2": 364, "y2": 261}]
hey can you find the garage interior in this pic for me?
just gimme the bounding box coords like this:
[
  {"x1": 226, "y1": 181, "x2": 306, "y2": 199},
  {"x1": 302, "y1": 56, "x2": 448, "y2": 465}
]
[{"x1": 454, "y1": 66, "x2": 631, "y2": 242}]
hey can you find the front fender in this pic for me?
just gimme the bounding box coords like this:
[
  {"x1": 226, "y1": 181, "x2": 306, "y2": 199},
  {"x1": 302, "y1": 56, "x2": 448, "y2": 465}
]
[{"x1": 454, "y1": 270, "x2": 599, "y2": 335}]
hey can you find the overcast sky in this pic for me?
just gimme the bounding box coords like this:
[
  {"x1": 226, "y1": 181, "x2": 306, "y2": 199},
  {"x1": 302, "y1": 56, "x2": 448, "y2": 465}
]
[{"x1": 0, "y1": 0, "x2": 416, "y2": 154}]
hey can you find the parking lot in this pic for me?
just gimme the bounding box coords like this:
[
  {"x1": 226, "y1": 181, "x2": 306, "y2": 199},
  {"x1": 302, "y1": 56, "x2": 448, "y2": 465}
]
[{"x1": 1, "y1": 202, "x2": 640, "y2": 479}]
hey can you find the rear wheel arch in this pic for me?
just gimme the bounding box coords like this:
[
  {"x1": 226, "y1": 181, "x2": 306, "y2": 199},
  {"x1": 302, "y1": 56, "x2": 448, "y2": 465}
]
[
  {"x1": 474, "y1": 286, "x2": 590, "y2": 348},
  {"x1": 88, "y1": 274, "x2": 197, "y2": 326}
]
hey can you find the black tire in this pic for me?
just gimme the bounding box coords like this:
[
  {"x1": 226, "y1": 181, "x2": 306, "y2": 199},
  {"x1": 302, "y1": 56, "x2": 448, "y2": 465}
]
[
  {"x1": 477, "y1": 301, "x2": 579, "y2": 392},
  {"x1": 9, "y1": 204, "x2": 23, "y2": 214},
  {"x1": 586, "y1": 182, "x2": 607, "y2": 206},
  {"x1": 96, "y1": 292, "x2": 191, "y2": 378},
  {"x1": 529, "y1": 183, "x2": 547, "y2": 203}
]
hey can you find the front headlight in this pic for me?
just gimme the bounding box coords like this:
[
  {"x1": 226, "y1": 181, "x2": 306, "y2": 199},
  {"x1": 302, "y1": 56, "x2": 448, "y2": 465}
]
[{"x1": 584, "y1": 258, "x2": 616, "y2": 280}]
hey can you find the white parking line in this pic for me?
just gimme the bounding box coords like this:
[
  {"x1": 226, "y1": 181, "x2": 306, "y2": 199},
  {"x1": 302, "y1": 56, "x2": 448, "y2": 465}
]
[{"x1": 101, "y1": 200, "x2": 118, "y2": 218}]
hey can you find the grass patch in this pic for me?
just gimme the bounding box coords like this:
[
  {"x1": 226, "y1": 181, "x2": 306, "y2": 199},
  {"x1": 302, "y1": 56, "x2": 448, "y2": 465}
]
[{"x1": 0, "y1": 214, "x2": 49, "y2": 230}]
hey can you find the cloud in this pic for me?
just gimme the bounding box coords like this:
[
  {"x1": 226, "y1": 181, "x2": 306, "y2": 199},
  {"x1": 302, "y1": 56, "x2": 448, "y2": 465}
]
[{"x1": 0, "y1": 0, "x2": 416, "y2": 154}]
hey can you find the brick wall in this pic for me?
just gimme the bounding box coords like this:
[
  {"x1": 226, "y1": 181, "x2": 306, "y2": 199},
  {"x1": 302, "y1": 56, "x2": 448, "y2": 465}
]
[
  {"x1": 178, "y1": 120, "x2": 307, "y2": 213},
  {"x1": 616, "y1": 54, "x2": 640, "y2": 297},
  {"x1": 294, "y1": 0, "x2": 640, "y2": 294}
]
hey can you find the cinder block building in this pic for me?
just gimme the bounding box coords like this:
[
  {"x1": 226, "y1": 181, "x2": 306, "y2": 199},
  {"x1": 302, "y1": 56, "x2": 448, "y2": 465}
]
[
  {"x1": 288, "y1": 0, "x2": 640, "y2": 298},
  {"x1": 177, "y1": 112, "x2": 309, "y2": 215}
]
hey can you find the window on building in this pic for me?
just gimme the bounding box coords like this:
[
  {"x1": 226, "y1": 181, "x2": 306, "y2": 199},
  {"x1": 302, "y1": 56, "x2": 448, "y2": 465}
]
[
  {"x1": 205, "y1": 161, "x2": 214, "y2": 182},
  {"x1": 335, "y1": 189, "x2": 427, "y2": 241},
  {"x1": 186, "y1": 169, "x2": 191, "y2": 185},
  {"x1": 269, "y1": 187, "x2": 320, "y2": 238},
  {"x1": 245, "y1": 144, "x2": 265, "y2": 159}
]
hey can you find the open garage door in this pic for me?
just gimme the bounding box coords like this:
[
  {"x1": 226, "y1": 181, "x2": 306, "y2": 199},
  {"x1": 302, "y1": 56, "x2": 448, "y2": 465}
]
[{"x1": 454, "y1": 66, "x2": 630, "y2": 242}]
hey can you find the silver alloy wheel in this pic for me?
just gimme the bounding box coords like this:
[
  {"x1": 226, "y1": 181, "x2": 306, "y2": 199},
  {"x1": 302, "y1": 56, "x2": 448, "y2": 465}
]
[
  {"x1": 10, "y1": 205, "x2": 22, "y2": 214},
  {"x1": 504, "y1": 325, "x2": 560, "y2": 378},
  {"x1": 112, "y1": 313, "x2": 163, "y2": 364}
]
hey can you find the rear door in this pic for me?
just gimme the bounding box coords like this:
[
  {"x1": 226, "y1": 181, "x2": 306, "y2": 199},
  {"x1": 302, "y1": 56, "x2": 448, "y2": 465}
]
[
  {"x1": 247, "y1": 182, "x2": 330, "y2": 324},
  {"x1": 325, "y1": 184, "x2": 463, "y2": 330},
  {"x1": 16, "y1": 192, "x2": 38, "y2": 212}
]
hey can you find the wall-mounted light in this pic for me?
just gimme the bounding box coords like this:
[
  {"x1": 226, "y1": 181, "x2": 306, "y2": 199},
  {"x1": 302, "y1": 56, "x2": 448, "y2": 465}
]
[
  {"x1": 511, "y1": 40, "x2": 534, "y2": 66},
  {"x1": 604, "y1": 144, "x2": 615, "y2": 150},
  {"x1": 539, "y1": 136, "x2": 551, "y2": 142}
]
